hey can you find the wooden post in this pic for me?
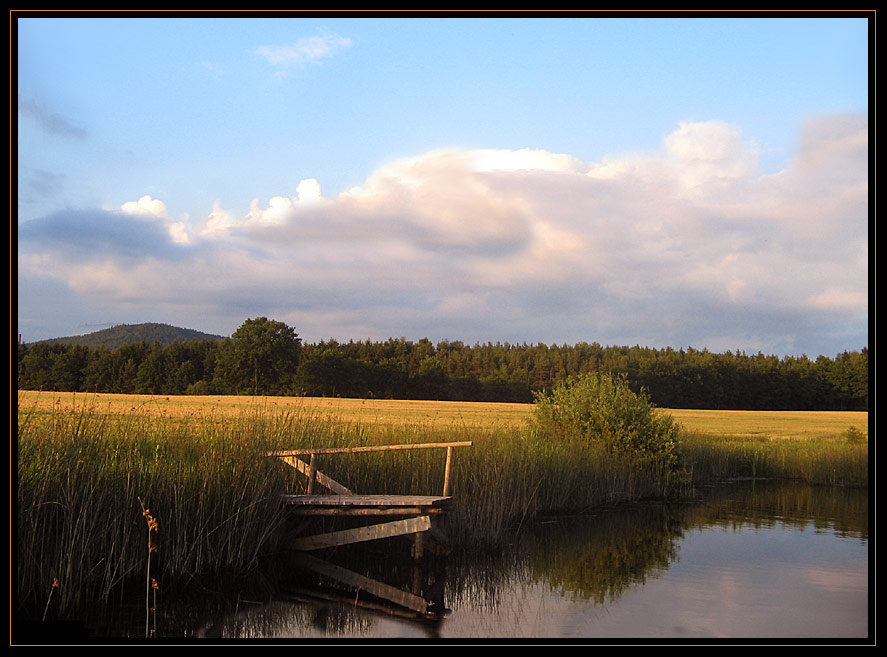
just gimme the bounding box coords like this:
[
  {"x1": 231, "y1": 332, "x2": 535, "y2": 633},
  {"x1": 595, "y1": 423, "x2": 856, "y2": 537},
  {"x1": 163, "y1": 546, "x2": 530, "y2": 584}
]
[
  {"x1": 412, "y1": 530, "x2": 424, "y2": 560},
  {"x1": 307, "y1": 453, "x2": 317, "y2": 494},
  {"x1": 442, "y1": 445, "x2": 454, "y2": 496}
]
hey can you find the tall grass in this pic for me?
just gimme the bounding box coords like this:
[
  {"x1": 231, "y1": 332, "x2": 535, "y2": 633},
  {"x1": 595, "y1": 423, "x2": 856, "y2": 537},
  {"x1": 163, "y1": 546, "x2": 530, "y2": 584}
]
[
  {"x1": 678, "y1": 429, "x2": 869, "y2": 487},
  {"x1": 16, "y1": 398, "x2": 311, "y2": 616},
  {"x1": 16, "y1": 394, "x2": 867, "y2": 618}
]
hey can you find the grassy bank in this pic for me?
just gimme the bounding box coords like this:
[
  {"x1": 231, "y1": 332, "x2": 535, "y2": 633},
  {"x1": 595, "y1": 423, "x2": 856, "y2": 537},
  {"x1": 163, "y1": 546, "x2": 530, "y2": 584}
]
[{"x1": 16, "y1": 391, "x2": 868, "y2": 618}]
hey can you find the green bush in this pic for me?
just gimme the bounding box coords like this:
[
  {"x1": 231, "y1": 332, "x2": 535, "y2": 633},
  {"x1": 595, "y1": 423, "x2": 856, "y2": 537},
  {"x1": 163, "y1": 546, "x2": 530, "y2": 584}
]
[
  {"x1": 532, "y1": 373, "x2": 680, "y2": 466},
  {"x1": 844, "y1": 425, "x2": 867, "y2": 444}
]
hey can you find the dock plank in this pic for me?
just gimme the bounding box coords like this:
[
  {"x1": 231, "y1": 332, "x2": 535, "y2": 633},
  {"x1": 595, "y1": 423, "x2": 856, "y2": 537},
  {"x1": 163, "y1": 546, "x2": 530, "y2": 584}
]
[
  {"x1": 281, "y1": 494, "x2": 454, "y2": 516},
  {"x1": 292, "y1": 515, "x2": 432, "y2": 551},
  {"x1": 282, "y1": 494, "x2": 453, "y2": 507}
]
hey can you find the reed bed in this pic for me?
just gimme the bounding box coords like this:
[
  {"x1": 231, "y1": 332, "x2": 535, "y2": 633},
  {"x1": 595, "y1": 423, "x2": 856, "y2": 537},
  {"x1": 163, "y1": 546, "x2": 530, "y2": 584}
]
[
  {"x1": 17, "y1": 399, "x2": 310, "y2": 617},
  {"x1": 678, "y1": 429, "x2": 869, "y2": 487},
  {"x1": 16, "y1": 394, "x2": 868, "y2": 618}
]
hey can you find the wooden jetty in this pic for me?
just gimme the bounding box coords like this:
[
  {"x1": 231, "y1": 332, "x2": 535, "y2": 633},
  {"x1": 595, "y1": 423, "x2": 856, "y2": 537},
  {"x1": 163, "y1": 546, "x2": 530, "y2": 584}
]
[{"x1": 268, "y1": 441, "x2": 471, "y2": 616}]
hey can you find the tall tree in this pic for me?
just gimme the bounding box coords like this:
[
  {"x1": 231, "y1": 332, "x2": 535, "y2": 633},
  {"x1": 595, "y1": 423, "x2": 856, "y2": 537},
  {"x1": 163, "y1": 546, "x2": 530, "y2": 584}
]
[{"x1": 213, "y1": 318, "x2": 302, "y2": 395}]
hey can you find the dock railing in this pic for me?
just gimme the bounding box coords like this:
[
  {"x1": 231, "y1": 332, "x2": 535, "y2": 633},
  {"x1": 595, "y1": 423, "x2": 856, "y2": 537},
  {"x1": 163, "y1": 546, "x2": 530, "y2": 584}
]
[
  {"x1": 268, "y1": 441, "x2": 473, "y2": 497},
  {"x1": 268, "y1": 441, "x2": 473, "y2": 615}
]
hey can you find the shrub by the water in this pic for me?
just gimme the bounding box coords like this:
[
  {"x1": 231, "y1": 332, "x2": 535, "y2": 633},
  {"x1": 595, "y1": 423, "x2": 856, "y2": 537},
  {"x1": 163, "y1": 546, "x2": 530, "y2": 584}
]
[{"x1": 531, "y1": 372, "x2": 681, "y2": 468}]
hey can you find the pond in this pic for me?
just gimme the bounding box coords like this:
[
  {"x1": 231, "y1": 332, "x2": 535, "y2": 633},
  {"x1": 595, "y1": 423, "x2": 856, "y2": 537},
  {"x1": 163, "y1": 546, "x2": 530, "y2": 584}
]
[{"x1": 25, "y1": 479, "x2": 870, "y2": 643}]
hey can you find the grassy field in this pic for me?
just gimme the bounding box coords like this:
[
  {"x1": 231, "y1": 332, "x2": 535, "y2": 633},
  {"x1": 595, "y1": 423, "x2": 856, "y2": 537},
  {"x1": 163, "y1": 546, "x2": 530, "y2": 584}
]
[{"x1": 17, "y1": 390, "x2": 869, "y2": 439}]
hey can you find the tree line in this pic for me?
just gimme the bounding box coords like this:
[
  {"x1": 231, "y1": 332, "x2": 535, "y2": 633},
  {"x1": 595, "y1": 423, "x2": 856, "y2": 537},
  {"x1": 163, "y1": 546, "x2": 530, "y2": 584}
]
[{"x1": 17, "y1": 317, "x2": 868, "y2": 411}]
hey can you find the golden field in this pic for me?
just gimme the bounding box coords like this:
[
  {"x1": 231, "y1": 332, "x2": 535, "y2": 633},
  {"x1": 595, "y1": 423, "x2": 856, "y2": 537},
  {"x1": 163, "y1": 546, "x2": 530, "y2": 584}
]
[{"x1": 17, "y1": 390, "x2": 868, "y2": 440}]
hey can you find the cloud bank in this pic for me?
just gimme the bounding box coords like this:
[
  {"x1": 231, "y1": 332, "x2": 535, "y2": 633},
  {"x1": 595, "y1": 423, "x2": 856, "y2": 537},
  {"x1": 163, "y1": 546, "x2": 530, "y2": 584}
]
[{"x1": 18, "y1": 115, "x2": 868, "y2": 356}]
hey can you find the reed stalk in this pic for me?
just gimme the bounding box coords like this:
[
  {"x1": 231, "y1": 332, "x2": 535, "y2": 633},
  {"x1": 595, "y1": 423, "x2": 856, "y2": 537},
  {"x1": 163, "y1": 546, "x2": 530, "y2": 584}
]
[
  {"x1": 138, "y1": 497, "x2": 158, "y2": 638},
  {"x1": 41, "y1": 578, "x2": 59, "y2": 622}
]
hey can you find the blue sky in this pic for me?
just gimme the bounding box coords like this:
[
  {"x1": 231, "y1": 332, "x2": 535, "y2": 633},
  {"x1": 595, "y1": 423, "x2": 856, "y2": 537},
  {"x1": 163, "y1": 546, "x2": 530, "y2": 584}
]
[{"x1": 16, "y1": 15, "x2": 870, "y2": 357}]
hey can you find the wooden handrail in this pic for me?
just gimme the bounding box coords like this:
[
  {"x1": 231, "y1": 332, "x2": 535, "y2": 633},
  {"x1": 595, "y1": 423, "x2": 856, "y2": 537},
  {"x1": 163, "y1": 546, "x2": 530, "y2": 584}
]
[
  {"x1": 268, "y1": 441, "x2": 472, "y2": 457},
  {"x1": 269, "y1": 441, "x2": 472, "y2": 497}
]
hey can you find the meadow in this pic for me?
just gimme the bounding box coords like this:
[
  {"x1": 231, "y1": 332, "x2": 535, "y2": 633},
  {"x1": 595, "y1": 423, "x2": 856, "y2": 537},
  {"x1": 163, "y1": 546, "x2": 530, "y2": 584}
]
[
  {"x1": 16, "y1": 390, "x2": 868, "y2": 619},
  {"x1": 17, "y1": 390, "x2": 868, "y2": 437}
]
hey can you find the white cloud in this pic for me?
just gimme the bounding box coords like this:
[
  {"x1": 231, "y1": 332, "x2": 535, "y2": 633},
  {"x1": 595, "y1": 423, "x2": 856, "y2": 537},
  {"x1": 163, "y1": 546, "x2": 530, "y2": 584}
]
[
  {"x1": 18, "y1": 115, "x2": 868, "y2": 355},
  {"x1": 245, "y1": 195, "x2": 295, "y2": 226},
  {"x1": 167, "y1": 222, "x2": 190, "y2": 245},
  {"x1": 120, "y1": 195, "x2": 170, "y2": 219},
  {"x1": 254, "y1": 31, "x2": 352, "y2": 66},
  {"x1": 200, "y1": 200, "x2": 236, "y2": 235},
  {"x1": 296, "y1": 178, "x2": 323, "y2": 204},
  {"x1": 120, "y1": 195, "x2": 190, "y2": 244}
]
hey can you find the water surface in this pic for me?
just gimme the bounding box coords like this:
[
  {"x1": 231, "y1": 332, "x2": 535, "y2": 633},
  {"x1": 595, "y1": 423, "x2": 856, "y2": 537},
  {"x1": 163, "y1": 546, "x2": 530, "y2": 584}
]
[{"x1": 195, "y1": 480, "x2": 869, "y2": 641}]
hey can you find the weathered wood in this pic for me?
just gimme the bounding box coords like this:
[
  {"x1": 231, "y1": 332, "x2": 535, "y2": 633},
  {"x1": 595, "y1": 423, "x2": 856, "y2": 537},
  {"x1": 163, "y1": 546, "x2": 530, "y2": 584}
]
[
  {"x1": 292, "y1": 515, "x2": 432, "y2": 551},
  {"x1": 284, "y1": 506, "x2": 448, "y2": 517},
  {"x1": 412, "y1": 531, "x2": 424, "y2": 560},
  {"x1": 295, "y1": 553, "x2": 430, "y2": 615},
  {"x1": 442, "y1": 445, "x2": 454, "y2": 496},
  {"x1": 282, "y1": 494, "x2": 453, "y2": 507},
  {"x1": 279, "y1": 456, "x2": 353, "y2": 495},
  {"x1": 281, "y1": 494, "x2": 453, "y2": 516},
  {"x1": 306, "y1": 453, "x2": 317, "y2": 494},
  {"x1": 270, "y1": 441, "x2": 471, "y2": 501},
  {"x1": 426, "y1": 519, "x2": 450, "y2": 548},
  {"x1": 269, "y1": 441, "x2": 472, "y2": 457}
]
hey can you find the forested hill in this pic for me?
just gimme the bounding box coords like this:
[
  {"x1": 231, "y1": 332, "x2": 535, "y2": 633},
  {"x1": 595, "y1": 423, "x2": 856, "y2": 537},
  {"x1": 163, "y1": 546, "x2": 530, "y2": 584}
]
[
  {"x1": 28, "y1": 323, "x2": 225, "y2": 349},
  {"x1": 16, "y1": 316, "x2": 869, "y2": 411}
]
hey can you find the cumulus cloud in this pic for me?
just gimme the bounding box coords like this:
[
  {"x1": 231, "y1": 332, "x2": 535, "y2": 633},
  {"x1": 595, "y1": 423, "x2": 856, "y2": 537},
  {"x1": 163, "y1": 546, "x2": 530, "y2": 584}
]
[
  {"x1": 17, "y1": 115, "x2": 868, "y2": 355},
  {"x1": 120, "y1": 195, "x2": 190, "y2": 244},
  {"x1": 120, "y1": 195, "x2": 170, "y2": 219},
  {"x1": 296, "y1": 178, "x2": 323, "y2": 204},
  {"x1": 254, "y1": 31, "x2": 352, "y2": 66}
]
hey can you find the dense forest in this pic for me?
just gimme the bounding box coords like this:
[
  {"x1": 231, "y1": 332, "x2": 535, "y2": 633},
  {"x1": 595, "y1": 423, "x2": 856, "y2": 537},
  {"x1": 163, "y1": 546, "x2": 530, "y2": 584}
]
[{"x1": 17, "y1": 318, "x2": 868, "y2": 411}]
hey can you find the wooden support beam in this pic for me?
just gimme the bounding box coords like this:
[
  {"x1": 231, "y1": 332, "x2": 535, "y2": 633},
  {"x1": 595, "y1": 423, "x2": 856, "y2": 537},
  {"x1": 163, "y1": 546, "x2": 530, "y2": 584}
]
[
  {"x1": 412, "y1": 531, "x2": 424, "y2": 560},
  {"x1": 279, "y1": 456, "x2": 353, "y2": 495},
  {"x1": 291, "y1": 515, "x2": 432, "y2": 551},
  {"x1": 295, "y1": 553, "x2": 430, "y2": 615}
]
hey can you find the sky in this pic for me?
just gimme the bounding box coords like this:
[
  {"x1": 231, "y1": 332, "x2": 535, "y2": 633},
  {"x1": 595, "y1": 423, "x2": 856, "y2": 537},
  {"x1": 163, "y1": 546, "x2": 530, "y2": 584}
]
[{"x1": 15, "y1": 15, "x2": 870, "y2": 357}]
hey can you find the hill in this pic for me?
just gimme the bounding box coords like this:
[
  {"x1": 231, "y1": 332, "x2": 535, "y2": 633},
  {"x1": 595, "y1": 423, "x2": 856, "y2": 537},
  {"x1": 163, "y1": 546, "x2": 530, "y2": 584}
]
[{"x1": 30, "y1": 323, "x2": 225, "y2": 349}]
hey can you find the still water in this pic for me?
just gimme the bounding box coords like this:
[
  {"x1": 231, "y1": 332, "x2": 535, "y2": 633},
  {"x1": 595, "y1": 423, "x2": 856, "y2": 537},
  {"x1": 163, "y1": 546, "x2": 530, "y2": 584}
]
[{"x1": 189, "y1": 479, "x2": 869, "y2": 642}]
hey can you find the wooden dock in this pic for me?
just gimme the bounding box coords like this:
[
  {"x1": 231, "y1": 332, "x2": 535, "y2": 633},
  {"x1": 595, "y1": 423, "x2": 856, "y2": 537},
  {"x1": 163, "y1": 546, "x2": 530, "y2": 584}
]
[{"x1": 268, "y1": 441, "x2": 471, "y2": 616}]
